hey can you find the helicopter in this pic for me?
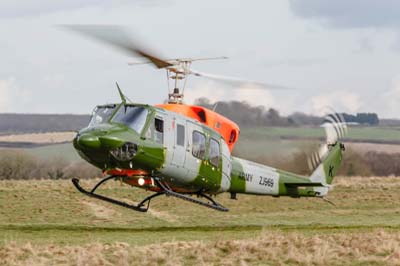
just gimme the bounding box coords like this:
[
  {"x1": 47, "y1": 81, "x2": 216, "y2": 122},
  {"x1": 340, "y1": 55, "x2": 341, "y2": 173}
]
[{"x1": 66, "y1": 25, "x2": 347, "y2": 212}]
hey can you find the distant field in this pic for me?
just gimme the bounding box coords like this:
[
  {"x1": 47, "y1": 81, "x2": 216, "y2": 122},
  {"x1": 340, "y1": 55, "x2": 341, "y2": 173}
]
[
  {"x1": 0, "y1": 132, "x2": 75, "y2": 144},
  {"x1": 25, "y1": 143, "x2": 80, "y2": 162},
  {"x1": 242, "y1": 126, "x2": 400, "y2": 143},
  {"x1": 1, "y1": 176, "x2": 400, "y2": 265},
  {"x1": 234, "y1": 126, "x2": 400, "y2": 159},
  {"x1": 233, "y1": 137, "x2": 315, "y2": 158},
  {"x1": 0, "y1": 127, "x2": 399, "y2": 164},
  {"x1": 0, "y1": 113, "x2": 89, "y2": 134},
  {"x1": 234, "y1": 137, "x2": 400, "y2": 159},
  {"x1": 346, "y1": 142, "x2": 400, "y2": 154}
]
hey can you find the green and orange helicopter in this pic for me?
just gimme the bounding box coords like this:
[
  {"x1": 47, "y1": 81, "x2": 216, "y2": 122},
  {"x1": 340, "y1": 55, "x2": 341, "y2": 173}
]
[{"x1": 66, "y1": 26, "x2": 347, "y2": 212}]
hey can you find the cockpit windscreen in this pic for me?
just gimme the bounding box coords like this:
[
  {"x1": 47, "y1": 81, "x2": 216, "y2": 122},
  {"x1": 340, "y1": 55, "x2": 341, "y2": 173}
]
[
  {"x1": 88, "y1": 105, "x2": 117, "y2": 127},
  {"x1": 112, "y1": 105, "x2": 148, "y2": 134}
]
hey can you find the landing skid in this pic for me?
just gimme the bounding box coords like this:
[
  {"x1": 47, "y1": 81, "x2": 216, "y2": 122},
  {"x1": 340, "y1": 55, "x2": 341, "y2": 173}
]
[
  {"x1": 72, "y1": 177, "x2": 163, "y2": 212},
  {"x1": 71, "y1": 176, "x2": 228, "y2": 212},
  {"x1": 155, "y1": 179, "x2": 228, "y2": 212}
]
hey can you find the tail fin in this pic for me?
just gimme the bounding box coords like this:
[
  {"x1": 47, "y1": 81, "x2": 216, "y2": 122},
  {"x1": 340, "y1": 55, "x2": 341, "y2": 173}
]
[{"x1": 308, "y1": 112, "x2": 347, "y2": 196}]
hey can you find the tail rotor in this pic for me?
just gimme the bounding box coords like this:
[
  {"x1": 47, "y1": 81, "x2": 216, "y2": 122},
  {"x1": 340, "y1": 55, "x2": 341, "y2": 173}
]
[{"x1": 307, "y1": 111, "x2": 347, "y2": 172}]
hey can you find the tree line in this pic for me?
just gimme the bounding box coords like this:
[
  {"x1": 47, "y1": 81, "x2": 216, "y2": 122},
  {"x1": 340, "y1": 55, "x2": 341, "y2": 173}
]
[
  {"x1": 195, "y1": 98, "x2": 380, "y2": 127},
  {"x1": 0, "y1": 99, "x2": 384, "y2": 134}
]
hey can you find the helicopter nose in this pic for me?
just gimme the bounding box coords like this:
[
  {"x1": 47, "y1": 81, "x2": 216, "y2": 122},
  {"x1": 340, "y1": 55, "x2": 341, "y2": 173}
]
[
  {"x1": 76, "y1": 134, "x2": 101, "y2": 149},
  {"x1": 98, "y1": 136, "x2": 125, "y2": 149}
]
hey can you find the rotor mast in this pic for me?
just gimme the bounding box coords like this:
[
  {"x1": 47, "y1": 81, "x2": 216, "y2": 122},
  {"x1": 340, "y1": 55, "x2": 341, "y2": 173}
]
[{"x1": 166, "y1": 60, "x2": 192, "y2": 104}]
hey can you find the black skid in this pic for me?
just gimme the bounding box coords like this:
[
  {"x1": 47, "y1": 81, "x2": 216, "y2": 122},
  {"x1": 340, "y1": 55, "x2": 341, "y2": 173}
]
[
  {"x1": 71, "y1": 176, "x2": 229, "y2": 212},
  {"x1": 154, "y1": 179, "x2": 229, "y2": 212},
  {"x1": 72, "y1": 177, "x2": 164, "y2": 212}
]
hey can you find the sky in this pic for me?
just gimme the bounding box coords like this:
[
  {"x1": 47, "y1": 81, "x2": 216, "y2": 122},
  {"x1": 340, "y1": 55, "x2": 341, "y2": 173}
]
[{"x1": 1, "y1": 0, "x2": 400, "y2": 118}]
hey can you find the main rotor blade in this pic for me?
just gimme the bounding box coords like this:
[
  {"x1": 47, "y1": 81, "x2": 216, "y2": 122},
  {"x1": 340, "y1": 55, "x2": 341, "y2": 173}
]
[
  {"x1": 62, "y1": 25, "x2": 173, "y2": 69},
  {"x1": 170, "y1": 56, "x2": 229, "y2": 63},
  {"x1": 128, "y1": 56, "x2": 228, "y2": 66},
  {"x1": 190, "y1": 70, "x2": 295, "y2": 90}
]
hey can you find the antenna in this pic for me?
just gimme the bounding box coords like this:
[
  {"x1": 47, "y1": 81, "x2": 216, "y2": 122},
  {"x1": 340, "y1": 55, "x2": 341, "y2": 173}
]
[{"x1": 116, "y1": 82, "x2": 126, "y2": 103}]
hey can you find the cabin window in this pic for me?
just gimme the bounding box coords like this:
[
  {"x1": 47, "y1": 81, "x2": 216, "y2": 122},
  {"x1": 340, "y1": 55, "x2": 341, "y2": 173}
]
[
  {"x1": 155, "y1": 118, "x2": 164, "y2": 144},
  {"x1": 209, "y1": 138, "x2": 220, "y2": 167},
  {"x1": 176, "y1": 124, "x2": 185, "y2": 146},
  {"x1": 192, "y1": 131, "x2": 206, "y2": 159}
]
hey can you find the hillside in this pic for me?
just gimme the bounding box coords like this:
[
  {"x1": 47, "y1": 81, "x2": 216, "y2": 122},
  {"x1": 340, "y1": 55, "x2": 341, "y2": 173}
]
[{"x1": 0, "y1": 114, "x2": 90, "y2": 134}]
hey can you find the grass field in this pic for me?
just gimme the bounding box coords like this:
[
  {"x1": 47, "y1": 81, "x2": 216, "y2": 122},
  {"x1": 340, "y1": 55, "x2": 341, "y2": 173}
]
[{"x1": 1, "y1": 176, "x2": 400, "y2": 265}]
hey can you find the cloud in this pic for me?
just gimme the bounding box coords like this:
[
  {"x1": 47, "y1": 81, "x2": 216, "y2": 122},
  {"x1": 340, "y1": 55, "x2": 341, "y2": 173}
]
[
  {"x1": 380, "y1": 77, "x2": 400, "y2": 118},
  {"x1": 0, "y1": 78, "x2": 30, "y2": 112},
  {"x1": 289, "y1": 0, "x2": 400, "y2": 29},
  {"x1": 355, "y1": 36, "x2": 374, "y2": 53},
  {"x1": 310, "y1": 90, "x2": 363, "y2": 115},
  {"x1": 0, "y1": 79, "x2": 12, "y2": 112},
  {"x1": 262, "y1": 57, "x2": 328, "y2": 68},
  {"x1": 185, "y1": 81, "x2": 284, "y2": 111},
  {"x1": 0, "y1": 0, "x2": 161, "y2": 18}
]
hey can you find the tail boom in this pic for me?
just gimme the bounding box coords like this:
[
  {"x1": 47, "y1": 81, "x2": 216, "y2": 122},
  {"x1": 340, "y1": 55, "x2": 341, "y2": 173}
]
[{"x1": 228, "y1": 142, "x2": 344, "y2": 198}]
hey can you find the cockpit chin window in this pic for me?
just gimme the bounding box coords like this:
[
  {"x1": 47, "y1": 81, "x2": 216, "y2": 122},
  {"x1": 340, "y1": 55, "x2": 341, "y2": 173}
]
[
  {"x1": 112, "y1": 105, "x2": 149, "y2": 134},
  {"x1": 88, "y1": 105, "x2": 117, "y2": 127}
]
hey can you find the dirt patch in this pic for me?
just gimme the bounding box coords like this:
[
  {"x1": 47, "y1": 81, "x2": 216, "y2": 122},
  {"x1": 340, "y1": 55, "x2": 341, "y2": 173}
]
[
  {"x1": 147, "y1": 209, "x2": 178, "y2": 223},
  {"x1": 81, "y1": 200, "x2": 120, "y2": 220},
  {"x1": 122, "y1": 197, "x2": 178, "y2": 223}
]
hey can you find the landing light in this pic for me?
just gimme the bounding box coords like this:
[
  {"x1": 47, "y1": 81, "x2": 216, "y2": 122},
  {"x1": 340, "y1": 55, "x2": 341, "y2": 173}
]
[{"x1": 138, "y1": 177, "x2": 145, "y2": 186}]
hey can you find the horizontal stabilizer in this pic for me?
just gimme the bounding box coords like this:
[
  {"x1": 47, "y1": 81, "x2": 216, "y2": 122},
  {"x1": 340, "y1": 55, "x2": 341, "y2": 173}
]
[{"x1": 285, "y1": 182, "x2": 325, "y2": 187}]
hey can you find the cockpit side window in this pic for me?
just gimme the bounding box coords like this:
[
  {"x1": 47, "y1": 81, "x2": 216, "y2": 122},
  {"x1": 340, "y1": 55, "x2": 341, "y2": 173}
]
[
  {"x1": 112, "y1": 105, "x2": 149, "y2": 134},
  {"x1": 88, "y1": 105, "x2": 117, "y2": 127},
  {"x1": 154, "y1": 118, "x2": 164, "y2": 144},
  {"x1": 176, "y1": 124, "x2": 185, "y2": 146}
]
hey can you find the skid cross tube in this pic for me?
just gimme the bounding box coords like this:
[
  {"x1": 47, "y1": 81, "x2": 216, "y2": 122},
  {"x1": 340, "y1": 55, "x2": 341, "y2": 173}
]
[
  {"x1": 71, "y1": 177, "x2": 165, "y2": 212},
  {"x1": 154, "y1": 179, "x2": 229, "y2": 212}
]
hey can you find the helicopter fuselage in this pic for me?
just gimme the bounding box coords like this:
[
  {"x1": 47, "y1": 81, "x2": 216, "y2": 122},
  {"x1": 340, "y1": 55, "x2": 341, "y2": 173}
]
[{"x1": 74, "y1": 102, "x2": 342, "y2": 198}]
